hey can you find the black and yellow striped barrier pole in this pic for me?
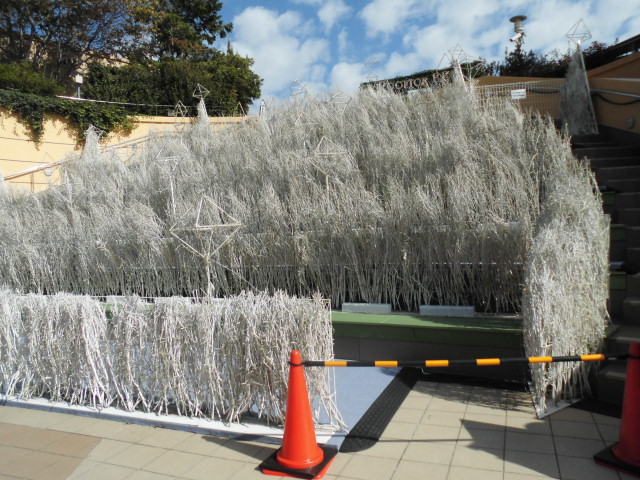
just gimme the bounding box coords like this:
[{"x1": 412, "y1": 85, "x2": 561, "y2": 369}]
[{"x1": 302, "y1": 353, "x2": 630, "y2": 368}]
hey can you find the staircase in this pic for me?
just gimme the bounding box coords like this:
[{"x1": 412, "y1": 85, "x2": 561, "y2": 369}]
[{"x1": 571, "y1": 134, "x2": 640, "y2": 405}]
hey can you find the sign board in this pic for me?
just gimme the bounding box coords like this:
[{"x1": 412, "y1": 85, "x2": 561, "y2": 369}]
[{"x1": 511, "y1": 88, "x2": 526, "y2": 100}]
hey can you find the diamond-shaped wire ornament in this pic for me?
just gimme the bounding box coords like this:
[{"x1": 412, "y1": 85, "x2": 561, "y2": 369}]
[
  {"x1": 193, "y1": 84, "x2": 210, "y2": 100},
  {"x1": 172, "y1": 101, "x2": 188, "y2": 132},
  {"x1": 566, "y1": 19, "x2": 592, "y2": 47}
]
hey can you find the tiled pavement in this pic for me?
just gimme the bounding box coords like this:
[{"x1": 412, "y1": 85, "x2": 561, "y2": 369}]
[{"x1": 0, "y1": 376, "x2": 635, "y2": 480}]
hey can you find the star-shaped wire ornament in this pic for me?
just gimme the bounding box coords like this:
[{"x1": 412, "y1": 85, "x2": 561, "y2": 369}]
[
  {"x1": 169, "y1": 195, "x2": 242, "y2": 259},
  {"x1": 566, "y1": 19, "x2": 592, "y2": 48}
]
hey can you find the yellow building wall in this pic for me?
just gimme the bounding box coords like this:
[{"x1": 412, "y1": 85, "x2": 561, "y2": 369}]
[{"x1": 0, "y1": 109, "x2": 246, "y2": 192}]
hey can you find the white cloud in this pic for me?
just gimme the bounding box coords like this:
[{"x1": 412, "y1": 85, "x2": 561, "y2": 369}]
[
  {"x1": 231, "y1": 7, "x2": 330, "y2": 97},
  {"x1": 318, "y1": 0, "x2": 351, "y2": 31},
  {"x1": 330, "y1": 62, "x2": 367, "y2": 93},
  {"x1": 360, "y1": 0, "x2": 431, "y2": 37}
]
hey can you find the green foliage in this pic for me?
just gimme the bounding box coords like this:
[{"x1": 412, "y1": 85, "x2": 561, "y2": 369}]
[
  {"x1": 84, "y1": 53, "x2": 262, "y2": 116},
  {"x1": 0, "y1": 62, "x2": 63, "y2": 95},
  {"x1": 485, "y1": 41, "x2": 610, "y2": 78},
  {"x1": 0, "y1": 89, "x2": 134, "y2": 142},
  {"x1": 152, "y1": 0, "x2": 232, "y2": 58}
]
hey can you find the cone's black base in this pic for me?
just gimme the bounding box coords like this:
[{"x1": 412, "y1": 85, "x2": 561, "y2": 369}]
[
  {"x1": 594, "y1": 445, "x2": 640, "y2": 478},
  {"x1": 259, "y1": 444, "x2": 338, "y2": 479}
]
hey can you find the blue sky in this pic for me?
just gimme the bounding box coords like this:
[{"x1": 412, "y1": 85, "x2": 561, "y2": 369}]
[{"x1": 217, "y1": 1, "x2": 640, "y2": 108}]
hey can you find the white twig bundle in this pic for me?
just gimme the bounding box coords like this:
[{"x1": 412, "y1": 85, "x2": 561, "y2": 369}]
[
  {"x1": 523, "y1": 158, "x2": 609, "y2": 412},
  {"x1": 0, "y1": 289, "x2": 342, "y2": 428}
]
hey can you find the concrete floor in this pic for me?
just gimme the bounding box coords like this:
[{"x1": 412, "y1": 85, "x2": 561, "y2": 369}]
[{"x1": 0, "y1": 375, "x2": 635, "y2": 480}]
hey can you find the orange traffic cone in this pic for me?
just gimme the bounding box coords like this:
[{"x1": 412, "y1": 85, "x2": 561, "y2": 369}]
[
  {"x1": 259, "y1": 350, "x2": 338, "y2": 479},
  {"x1": 594, "y1": 342, "x2": 640, "y2": 476}
]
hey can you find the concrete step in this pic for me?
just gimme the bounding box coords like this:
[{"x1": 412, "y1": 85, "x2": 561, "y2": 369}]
[
  {"x1": 601, "y1": 178, "x2": 640, "y2": 193},
  {"x1": 589, "y1": 156, "x2": 640, "y2": 169},
  {"x1": 616, "y1": 209, "x2": 640, "y2": 226},
  {"x1": 575, "y1": 144, "x2": 640, "y2": 159},
  {"x1": 622, "y1": 297, "x2": 640, "y2": 325},
  {"x1": 595, "y1": 165, "x2": 640, "y2": 183},
  {"x1": 596, "y1": 363, "x2": 627, "y2": 405},
  {"x1": 570, "y1": 133, "x2": 611, "y2": 146},
  {"x1": 610, "y1": 192, "x2": 640, "y2": 209},
  {"x1": 625, "y1": 273, "x2": 640, "y2": 297},
  {"x1": 627, "y1": 248, "x2": 640, "y2": 268},
  {"x1": 597, "y1": 326, "x2": 640, "y2": 405}
]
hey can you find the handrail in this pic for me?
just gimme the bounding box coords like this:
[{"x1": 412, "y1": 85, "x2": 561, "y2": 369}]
[
  {"x1": 590, "y1": 88, "x2": 640, "y2": 100},
  {"x1": 3, "y1": 159, "x2": 62, "y2": 181}
]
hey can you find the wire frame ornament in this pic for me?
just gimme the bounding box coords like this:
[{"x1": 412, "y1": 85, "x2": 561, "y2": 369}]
[
  {"x1": 566, "y1": 19, "x2": 592, "y2": 49},
  {"x1": 81, "y1": 125, "x2": 106, "y2": 161},
  {"x1": 169, "y1": 195, "x2": 242, "y2": 296},
  {"x1": 172, "y1": 101, "x2": 189, "y2": 132},
  {"x1": 443, "y1": 43, "x2": 485, "y2": 87},
  {"x1": 289, "y1": 79, "x2": 309, "y2": 98},
  {"x1": 193, "y1": 84, "x2": 210, "y2": 100},
  {"x1": 364, "y1": 56, "x2": 382, "y2": 82}
]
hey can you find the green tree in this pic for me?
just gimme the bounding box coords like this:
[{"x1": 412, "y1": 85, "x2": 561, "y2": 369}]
[
  {"x1": 150, "y1": 0, "x2": 232, "y2": 59},
  {"x1": 0, "y1": 0, "x2": 150, "y2": 84}
]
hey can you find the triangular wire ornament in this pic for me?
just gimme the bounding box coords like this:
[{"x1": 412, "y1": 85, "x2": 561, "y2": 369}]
[
  {"x1": 290, "y1": 79, "x2": 308, "y2": 97},
  {"x1": 314, "y1": 136, "x2": 348, "y2": 156}
]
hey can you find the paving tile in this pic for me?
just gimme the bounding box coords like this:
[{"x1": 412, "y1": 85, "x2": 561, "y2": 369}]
[
  {"x1": 142, "y1": 449, "x2": 208, "y2": 476},
  {"x1": 505, "y1": 415, "x2": 552, "y2": 435},
  {"x1": 448, "y1": 465, "x2": 504, "y2": 480},
  {"x1": 554, "y1": 437, "x2": 606, "y2": 458},
  {"x1": 412, "y1": 424, "x2": 460, "y2": 443},
  {"x1": 391, "y1": 460, "x2": 448, "y2": 480},
  {"x1": 458, "y1": 426, "x2": 505, "y2": 449},
  {"x1": 86, "y1": 439, "x2": 131, "y2": 462},
  {"x1": 0, "y1": 445, "x2": 31, "y2": 468},
  {"x1": 464, "y1": 403, "x2": 507, "y2": 416},
  {"x1": 597, "y1": 423, "x2": 621, "y2": 443},
  {"x1": 548, "y1": 408, "x2": 594, "y2": 423},
  {"x1": 358, "y1": 439, "x2": 408, "y2": 459},
  {"x1": 550, "y1": 420, "x2": 601, "y2": 440},
  {"x1": 505, "y1": 431, "x2": 555, "y2": 454},
  {"x1": 67, "y1": 461, "x2": 135, "y2": 480},
  {"x1": 127, "y1": 470, "x2": 181, "y2": 480},
  {"x1": 173, "y1": 433, "x2": 230, "y2": 456},
  {"x1": 326, "y1": 451, "x2": 354, "y2": 475},
  {"x1": 450, "y1": 446, "x2": 504, "y2": 472},
  {"x1": 390, "y1": 408, "x2": 424, "y2": 424},
  {"x1": 462, "y1": 412, "x2": 506, "y2": 430},
  {"x1": 338, "y1": 455, "x2": 398, "y2": 480},
  {"x1": 101, "y1": 423, "x2": 155, "y2": 443},
  {"x1": 402, "y1": 395, "x2": 431, "y2": 410},
  {"x1": 420, "y1": 411, "x2": 464, "y2": 428},
  {"x1": 401, "y1": 441, "x2": 455, "y2": 465},
  {"x1": 105, "y1": 443, "x2": 168, "y2": 469},
  {"x1": 592, "y1": 413, "x2": 620, "y2": 427},
  {"x1": 557, "y1": 455, "x2": 621, "y2": 480},
  {"x1": 210, "y1": 440, "x2": 271, "y2": 462},
  {"x1": 503, "y1": 473, "x2": 558, "y2": 480},
  {"x1": 427, "y1": 399, "x2": 467, "y2": 413},
  {"x1": 380, "y1": 421, "x2": 417, "y2": 440},
  {"x1": 181, "y1": 456, "x2": 252, "y2": 480},
  {"x1": 1, "y1": 450, "x2": 62, "y2": 478},
  {"x1": 137, "y1": 426, "x2": 194, "y2": 449},
  {"x1": 40, "y1": 432, "x2": 101, "y2": 458},
  {"x1": 4, "y1": 409, "x2": 65, "y2": 429},
  {"x1": 0, "y1": 423, "x2": 33, "y2": 444},
  {"x1": 229, "y1": 463, "x2": 278, "y2": 480},
  {"x1": 29, "y1": 455, "x2": 83, "y2": 480},
  {"x1": 73, "y1": 418, "x2": 130, "y2": 438},
  {"x1": 504, "y1": 450, "x2": 560, "y2": 478},
  {"x1": 47, "y1": 415, "x2": 102, "y2": 434}
]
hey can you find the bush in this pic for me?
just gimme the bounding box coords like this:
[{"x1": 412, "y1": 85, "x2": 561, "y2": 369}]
[{"x1": 0, "y1": 62, "x2": 63, "y2": 96}]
